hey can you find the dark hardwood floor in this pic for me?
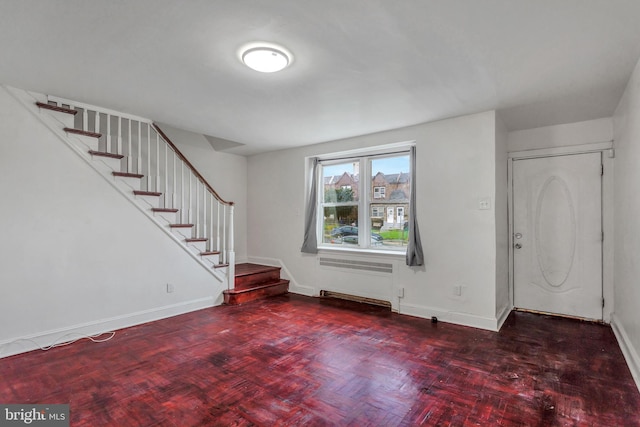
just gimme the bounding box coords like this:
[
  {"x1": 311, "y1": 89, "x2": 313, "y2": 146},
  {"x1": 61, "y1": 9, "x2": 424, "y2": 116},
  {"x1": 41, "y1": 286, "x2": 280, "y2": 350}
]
[{"x1": 1, "y1": 294, "x2": 638, "y2": 426}]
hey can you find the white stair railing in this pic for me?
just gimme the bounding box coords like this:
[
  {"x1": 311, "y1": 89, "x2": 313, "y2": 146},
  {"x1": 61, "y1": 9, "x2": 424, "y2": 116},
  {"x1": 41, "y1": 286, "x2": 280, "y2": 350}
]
[{"x1": 47, "y1": 95, "x2": 236, "y2": 290}]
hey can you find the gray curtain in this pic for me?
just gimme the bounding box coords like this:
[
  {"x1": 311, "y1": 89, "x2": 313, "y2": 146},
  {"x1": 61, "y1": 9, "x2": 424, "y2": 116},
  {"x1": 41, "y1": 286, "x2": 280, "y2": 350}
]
[
  {"x1": 406, "y1": 146, "x2": 424, "y2": 266},
  {"x1": 301, "y1": 157, "x2": 319, "y2": 253}
]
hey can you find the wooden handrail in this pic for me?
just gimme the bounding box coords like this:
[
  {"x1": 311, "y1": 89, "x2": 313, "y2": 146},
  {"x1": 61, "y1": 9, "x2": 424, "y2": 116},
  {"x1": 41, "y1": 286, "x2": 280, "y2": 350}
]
[{"x1": 152, "y1": 123, "x2": 233, "y2": 206}]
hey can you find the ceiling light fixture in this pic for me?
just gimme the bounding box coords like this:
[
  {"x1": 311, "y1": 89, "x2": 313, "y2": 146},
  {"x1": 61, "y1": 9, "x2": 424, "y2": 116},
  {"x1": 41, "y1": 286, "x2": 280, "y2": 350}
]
[{"x1": 241, "y1": 44, "x2": 291, "y2": 73}]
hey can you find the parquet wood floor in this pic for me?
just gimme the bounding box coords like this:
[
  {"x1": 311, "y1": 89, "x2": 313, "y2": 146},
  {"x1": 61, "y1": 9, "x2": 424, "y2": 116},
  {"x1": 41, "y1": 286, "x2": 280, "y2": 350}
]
[{"x1": 1, "y1": 294, "x2": 638, "y2": 426}]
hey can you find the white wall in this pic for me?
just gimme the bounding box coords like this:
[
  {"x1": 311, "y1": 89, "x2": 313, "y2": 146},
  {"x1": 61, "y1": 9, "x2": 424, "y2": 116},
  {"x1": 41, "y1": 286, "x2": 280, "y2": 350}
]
[
  {"x1": 508, "y1": 117, "x2": 613, "y2": 152},
  {"x1": 612, "y1": 56, "x2": 640, "y2": 389},
  {"x1": 248, "y1": 111, "x2": 504, "y2": 330},
  {"x1": 0, "y1": 87, "x2": 224, "y2": 358},
  {"x1": 156, "y1": 123, "x2": 248, "y2": 263},
  {"x1": 495, "y1": 113, "x2": 509, "y2": 323}
]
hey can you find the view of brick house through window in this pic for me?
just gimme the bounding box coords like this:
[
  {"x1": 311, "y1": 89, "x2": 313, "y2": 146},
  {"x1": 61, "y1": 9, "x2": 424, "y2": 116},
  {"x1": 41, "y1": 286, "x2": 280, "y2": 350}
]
[{"x1": 320, "y1": 152, "x2": 410, "y2": 250}]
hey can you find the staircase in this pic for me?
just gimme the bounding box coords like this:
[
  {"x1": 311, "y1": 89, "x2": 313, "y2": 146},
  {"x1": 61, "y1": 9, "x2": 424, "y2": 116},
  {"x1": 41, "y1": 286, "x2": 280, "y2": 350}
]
[
  {"x1": 5, "y1": 87, "x2": 236, "y2": 290},
  {"x1": 224, "y1": 263, "x2": 289, "y2": 305},
  {"x1": 8, "y1": 87, "x2": 288, "y2": 304}
]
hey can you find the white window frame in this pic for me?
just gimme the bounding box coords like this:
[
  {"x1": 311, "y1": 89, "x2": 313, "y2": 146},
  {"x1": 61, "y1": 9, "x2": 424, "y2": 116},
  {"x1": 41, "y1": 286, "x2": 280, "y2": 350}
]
[{"x1": 315, "y1": 143, "x2": 413, "y2": 253}]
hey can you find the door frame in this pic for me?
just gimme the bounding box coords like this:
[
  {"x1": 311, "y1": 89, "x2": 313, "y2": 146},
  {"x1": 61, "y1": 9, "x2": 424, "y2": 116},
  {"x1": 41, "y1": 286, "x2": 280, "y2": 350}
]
[{"x1": 508, "y1": 141, "x2": 614, "y2": 322}]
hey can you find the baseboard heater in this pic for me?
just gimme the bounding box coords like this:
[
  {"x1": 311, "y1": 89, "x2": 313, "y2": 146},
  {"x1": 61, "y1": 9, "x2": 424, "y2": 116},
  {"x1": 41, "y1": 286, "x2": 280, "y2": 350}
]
[
  {"x1": 319, "y1": 290, "x2": 392, "y2": 308},
  {"x1": 318, "y1": 257, "x2": 393, "y2": 274}
]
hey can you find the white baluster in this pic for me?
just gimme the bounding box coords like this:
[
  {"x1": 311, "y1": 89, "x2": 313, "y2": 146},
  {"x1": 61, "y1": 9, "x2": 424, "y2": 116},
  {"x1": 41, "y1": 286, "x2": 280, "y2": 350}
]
[
  {"x1": 137, "y1": 121, "x2": 142, "y2": 175},
  {"x1": 155, "y1": 132, "x2": 161, "y2": 193},
  {"x1": 202, "y1": 185, "x2": 207, "y2": 247},
  {"x1": 216, "y1": 200, "x2": 220, "y2": 255},
  {"x1": 94, "y1": 111, "x2": 100, "y2": 147},
  {"x1": 127, "y1": 119, "x2": 132, "y2": 172},
  {"x1": 164, "y1": 142, "x2": 168, "y2": 208},
  {"x1": 188, "y1": 172, "x2": 193, "y2": 224},
  {"x1": 147, "y1": 124, "x2": 152, "y2": 191},
  {"x1": 180, "y1": 160, "x2": 185, "y2": 223},
  {"x1": 195, "y1": 180, "x2": 200, "y2": 234},
  {"x1": 82, "y1": 109, "x2": 88, "y2": 132},
  {"x1": 117, "y1": 117, "x2": 122, "y2": 155},
  {"x1": 209, "y1": 195, "x2": 214, "y2": 252},
  {"x1": 172, "y1": 150, "x2": 177, "y2": 209},
  {"x1": 106, "y1": 114, "x2": 111, "y2": 153}
]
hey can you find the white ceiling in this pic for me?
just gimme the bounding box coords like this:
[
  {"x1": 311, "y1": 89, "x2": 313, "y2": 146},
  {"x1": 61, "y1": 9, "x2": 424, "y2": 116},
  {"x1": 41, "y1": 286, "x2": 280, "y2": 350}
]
[{"x1": 1, "y1": 1, "x2": 639, "y2": 155}]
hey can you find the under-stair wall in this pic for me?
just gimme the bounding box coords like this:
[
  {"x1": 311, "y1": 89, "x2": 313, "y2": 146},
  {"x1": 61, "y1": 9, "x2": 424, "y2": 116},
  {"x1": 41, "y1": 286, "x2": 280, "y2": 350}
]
[{"x1": 0, "y1": 86, "x2": 246, "y2": 358}]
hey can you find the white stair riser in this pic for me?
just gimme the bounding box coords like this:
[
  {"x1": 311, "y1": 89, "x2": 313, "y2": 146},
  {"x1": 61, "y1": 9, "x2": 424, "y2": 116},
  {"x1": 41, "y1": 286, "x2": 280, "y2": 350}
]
[
  {"x1": 89, "y1": 153, "x2": 123, "y2": 172},
  {"x1": 170, "y1": 227, "x2": 194, "y2": 239},
  {"x1": 68, "y1": 134, "x2": 100, "y2": 151},
  {"x1": 200, "y1": 254, "x2": 220, "y2": 266},
  {"x1": 186, "y1": 240, "x2": 207, "y2": 253},
  {"x1": 113, "y1": 176, "x2": 142, "y2": 192},
  {"x1": 133, "y1": 194, "x2": 161, "y2": 209},
  {"x1": 41, "y1": 109, "x2": 75, "y2": 128},
  {"x1": 153, "y1": 211, "x2": 178, "y2": 224}
]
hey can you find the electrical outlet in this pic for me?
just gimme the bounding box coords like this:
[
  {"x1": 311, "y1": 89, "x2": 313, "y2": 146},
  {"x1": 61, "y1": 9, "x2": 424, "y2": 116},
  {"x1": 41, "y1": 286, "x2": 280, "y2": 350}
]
[
  {"x1": 166, "y1": 283, "x2": 174, "y2": 293},
  {"x1": 453, "y1": 285, "x2": 462, "y2": 296},
  {"x1": 397, "y1": 287, "x2": 405, "y2": 298}
]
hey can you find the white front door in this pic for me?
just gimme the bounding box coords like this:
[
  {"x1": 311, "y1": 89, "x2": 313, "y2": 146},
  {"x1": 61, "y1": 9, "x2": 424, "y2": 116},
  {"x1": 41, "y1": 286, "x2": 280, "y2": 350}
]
[{"x1": 513, "y1": 153, "x2": 602, "y2": 320}]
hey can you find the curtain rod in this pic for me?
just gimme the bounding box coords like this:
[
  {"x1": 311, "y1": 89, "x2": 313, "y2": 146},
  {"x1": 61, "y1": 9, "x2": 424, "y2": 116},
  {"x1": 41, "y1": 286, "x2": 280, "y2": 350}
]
[{"x1": 318, "y1": 149, "x2": 410, "y2": 164}]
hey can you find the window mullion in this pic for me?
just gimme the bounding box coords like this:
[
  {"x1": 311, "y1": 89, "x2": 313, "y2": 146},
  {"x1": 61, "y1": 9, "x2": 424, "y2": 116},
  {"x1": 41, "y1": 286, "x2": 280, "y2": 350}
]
[{"x1": 359, "y1": 157, "x2": 369, "y2": 248}]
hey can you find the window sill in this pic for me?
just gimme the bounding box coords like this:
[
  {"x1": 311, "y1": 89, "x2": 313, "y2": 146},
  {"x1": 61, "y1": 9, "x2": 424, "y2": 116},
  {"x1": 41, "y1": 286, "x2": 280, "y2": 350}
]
[{"x1": 317, "y1": 246, "x2": 406, "y2": 259}]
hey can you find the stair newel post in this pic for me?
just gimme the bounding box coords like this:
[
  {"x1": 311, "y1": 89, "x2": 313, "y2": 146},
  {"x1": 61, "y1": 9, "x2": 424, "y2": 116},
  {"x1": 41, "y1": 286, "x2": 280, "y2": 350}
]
[
  {"x1": 216, "y1": 202, "x2": 221, "y2": 259},
  {"x1": 227, "y1": 203, "x2": 235, "y2": 290}
]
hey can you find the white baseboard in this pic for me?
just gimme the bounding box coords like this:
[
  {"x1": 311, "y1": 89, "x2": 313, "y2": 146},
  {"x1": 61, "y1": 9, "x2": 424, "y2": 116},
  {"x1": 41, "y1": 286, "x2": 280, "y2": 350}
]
[
  {"x1": 399, "y1": 302, "x2": 503, "y2": 331},
  {"x1": 0, "y1": 297, "x2": 215, "y2": 359},
  {"x1": 248, "y1": 256, "x2": 316, "y2": 296},
  {"x1": 611, "y1": 314, "x2": 640, "y2": 393}
]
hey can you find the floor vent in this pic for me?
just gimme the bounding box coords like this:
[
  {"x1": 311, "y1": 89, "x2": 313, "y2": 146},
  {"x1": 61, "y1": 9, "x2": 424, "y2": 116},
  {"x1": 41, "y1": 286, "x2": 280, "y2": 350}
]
[
  {"x1": 318, "y1": 257, "x2": 393, "y2": 274},
  {"x1": 319, "y1": 290, "x2": 392, "y2": 308}
]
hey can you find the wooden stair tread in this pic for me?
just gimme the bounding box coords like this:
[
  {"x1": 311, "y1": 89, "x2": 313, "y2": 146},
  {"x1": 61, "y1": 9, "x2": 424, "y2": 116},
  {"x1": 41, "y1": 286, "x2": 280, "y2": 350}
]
[
  {"x1": 113, "y1": 171, "x2": 144, "y2": 178},
  {"x1": 213, "y1": 263, "x2": 229, "y2": 268},
  {"x1": 89, "y1": 150, "x2": 124, "y2": 159},
  {"x1": 64, "y1": 127, "x2": 102, "y2": 138},
  {"x1": 36, "y1": 102, "x2": 77, "y2": 115},
  {"x1": 235, "y1": 263, "x2": 281, "y2": 277},
  {"x1": 200, "y1": 251, "x2": 221, "y2": 256},
  {"x1": 133, "y1": 190, "x2": 162, "y2": 197},
  {"x1": 185, "y1": 238, "x2": 208, "y2": 242},
  {"x1": 152, "y1": 208, "x2": 179, "y2": 213},
  {"x1": 169, "y1": 224, "x2": 194, "y2": 228}
]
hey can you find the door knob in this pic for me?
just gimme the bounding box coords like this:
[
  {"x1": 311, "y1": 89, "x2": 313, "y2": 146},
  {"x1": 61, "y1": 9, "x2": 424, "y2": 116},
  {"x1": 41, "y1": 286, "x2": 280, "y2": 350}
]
[{"x1": 514, "y1": 243, "x2": 522, "y2": 249}]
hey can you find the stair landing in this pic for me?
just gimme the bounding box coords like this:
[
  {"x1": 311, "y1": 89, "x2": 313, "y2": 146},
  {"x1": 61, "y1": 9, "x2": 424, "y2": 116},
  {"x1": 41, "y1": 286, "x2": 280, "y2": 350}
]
[{"x1": 223, "y1": 263, "x2": 289, "y2": 305}]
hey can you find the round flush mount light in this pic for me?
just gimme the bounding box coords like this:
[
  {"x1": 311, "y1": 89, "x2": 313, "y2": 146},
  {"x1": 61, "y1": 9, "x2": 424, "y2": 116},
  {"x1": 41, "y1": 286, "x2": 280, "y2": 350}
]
[{"x1": 240, "y1": 43, "x2": 292, "y2": 73}]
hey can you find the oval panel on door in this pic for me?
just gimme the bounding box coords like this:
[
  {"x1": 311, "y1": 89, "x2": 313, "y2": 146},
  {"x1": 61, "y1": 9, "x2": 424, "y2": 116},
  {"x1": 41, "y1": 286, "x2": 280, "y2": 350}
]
[{"x1": 534, "y1": 176, "x2": 576, "y2": 288}]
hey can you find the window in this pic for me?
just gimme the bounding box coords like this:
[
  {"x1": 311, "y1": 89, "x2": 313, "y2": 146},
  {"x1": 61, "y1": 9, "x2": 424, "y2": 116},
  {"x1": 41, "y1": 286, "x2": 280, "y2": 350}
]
[{"x1": 318, "y1": 150, "x2": 411, "y2": 251}]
